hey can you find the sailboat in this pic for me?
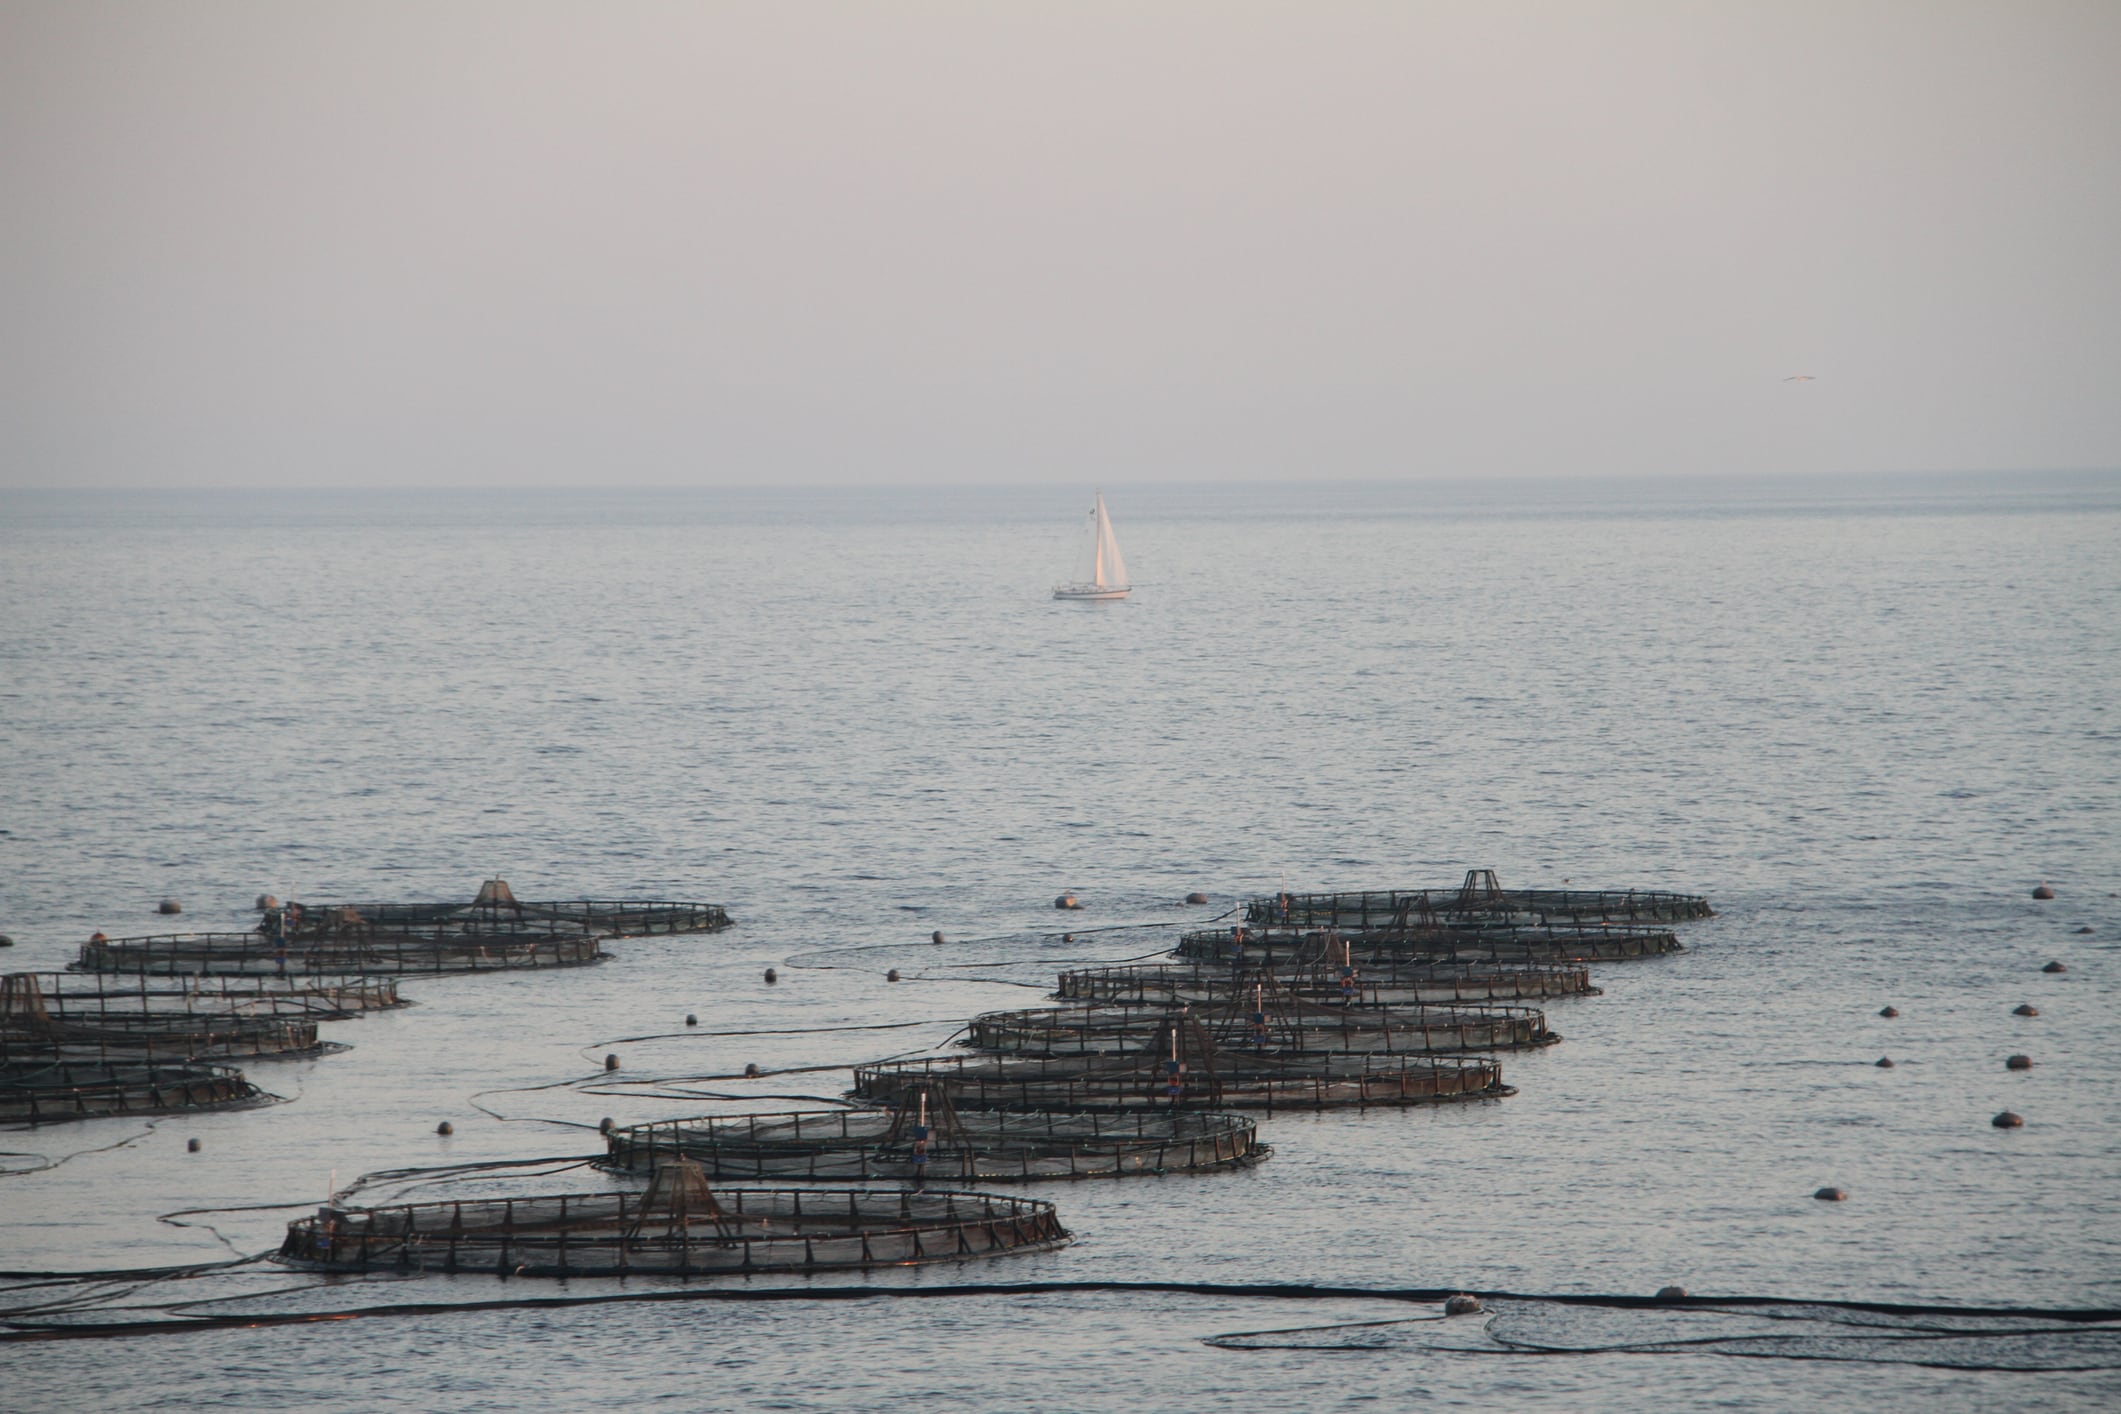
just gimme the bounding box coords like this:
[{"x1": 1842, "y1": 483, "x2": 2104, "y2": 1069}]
[{"x1": 1052, "y1": 490, "x2": 1131, "y2": 601}]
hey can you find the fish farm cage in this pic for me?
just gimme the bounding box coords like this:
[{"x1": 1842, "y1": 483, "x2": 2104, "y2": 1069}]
[
  {"x1": 1172, "y1": 924, "x2": 1683, "y2": 968},
  {"x1": 1055, "y1": 961, "x2": 1599, "y2": 1008},
  {"x1": 1, "y1": 1053, "x2": 266, "y2": 1124},
  {"x1": 3, "y1": 972, "x2": 403, "y2": 1021},
  {"x1": 278, "y1": 878, "x2": 732, "y2": 940},
  {"x1": 854, "y1": 1049, "x2": 1512, "y2": 1114},
  {"x1": 276, "y1": 1162, "x2": 1069, "y2": 1277},
  {"x1": 964, "y1": 999, "x2": 1555, "y2": 1058},
  {"x1": 1, "y1": 974, "x2": 348, "y2": 1062},
  {"x1": 1, "y1": 1013, "x2": 324, "y2": 1064},
  {"x1": 74, "y1": 926, "x2": 604, "y2": 977},
  {"x1": 606, "y1": 1093, "x2": 1265, "y2": 1183},
  {"x1": 1247, "y1": 869, "x2": 1714, "y2": 928}
]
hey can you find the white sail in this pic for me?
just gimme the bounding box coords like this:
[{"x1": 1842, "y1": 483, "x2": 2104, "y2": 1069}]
[
  {"x1": 1055, "y1": 490, "x2": 1131, "y2": 599},
  {"x1": 1093, "y1": 493, "x2": 1128, "y2": 588}
]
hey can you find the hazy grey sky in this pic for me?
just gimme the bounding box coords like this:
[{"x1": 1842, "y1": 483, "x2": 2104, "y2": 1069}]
[{"x1": 4, "y1": 2, "x2": 2118, "y2": 487}]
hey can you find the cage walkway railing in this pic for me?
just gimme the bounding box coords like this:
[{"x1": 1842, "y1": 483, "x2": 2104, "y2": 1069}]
[
  {"x1": 854, "y1": 1052, "x2": 1512, "y2": 1114},
  {"x1": 605, "y1": 1107, "x2": 1264, "y2": 1182},
  {"x1": 1, "y1": 1054, "x2": 265, "y2": 1124},
  {"x1": 1245, "y1": 875, "x2": 1712, "y2": 928},
  {"x1": 278, "y1": 1187, "x2": 1069, "y2": 1277},
  {"x1": 74, "y1": 931, "x2": 604, "y2": 977},
  {"x1": 1056, "y1": 962, "x2": 1597, "y2": 1007}
]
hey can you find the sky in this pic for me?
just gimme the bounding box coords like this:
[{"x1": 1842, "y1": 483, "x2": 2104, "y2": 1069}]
[{"x1": 2, "y1": 2, "x2": 2118, "y2": 488}]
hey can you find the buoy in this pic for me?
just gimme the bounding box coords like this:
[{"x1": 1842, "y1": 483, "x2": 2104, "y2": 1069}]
[
  {"x1": 598, "y1": 1117, "x2": 614, "y2": 1134},
  {"x1": 604, "y1": 1053, "x2": 619, "y2": 1071},
  {"x1": 1185, "y1": 892, "x2": 1209, "y2": 906},
  {"x1": 1443, "y1": 1294, "x2": 1484, "y2": 1316},
  {"x1": 2006, "y1": 1054, "x2": 2033, "y2": 1070},
  {"x1": 2043, "y1": 961, "x2": 2067, "y2": 973},
  {"x1": 2014, "y1": 1004, "x2": 2040, "y2": 1017},
  {"x1": 186, "y1": 1137, "x2": 201, "y2": 1153},
  {"x1": 2031, "y1": 884, "x2": 2055, "y2": 900},
  {"x1": 158, "y1": 898, "x2": 182, "y2": 915},
  {"x1": 887, "y1": 969, "x2": 901, "y2": 982},
  {"x1": 932, "y1": 930, "x2": 945, "y2": 945},
  {"x1": 1992, "y1": 1111, "x2": 2024, "y2": 1129},
  {"x1": 1875, "y1": 1057, "x2": 1895, "y2": 1068},
  {"x1": 764, "y1": 967, "x2": 778, "y2": 984},
  {"x1": 1878, "y1": 1006, "x2": 1899, "y2": 1018},
  {"x1": 436, "y1": 1121, "x2": 454, "y2": 1136},
  {"x1": 254, "y1": 894, "x2": 278, "y2": 911},
  {"x1": 685, "y1": 1013, "x2": 698, "y2": 1027},
  {"x1": 90, "y1": 932, "x2": 107, "y2": 943},
  {"x1": 1814, "y1": 1187, "x2": 1847, "y2": 1202},
  {"x1": 1655, "y1": 1285, "x2": 1688, "y2": 1301},
  {"x1": 743, "y1": 1062, "x2": 761, "y2": 1077},
  {"x1": 1055, "y1": 893, "x2": 1080, "y2": 911}
]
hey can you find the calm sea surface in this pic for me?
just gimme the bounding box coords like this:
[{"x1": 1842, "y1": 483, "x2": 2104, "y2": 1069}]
[{"x1": 1, "y1": 474, "x2": 2117, "y2": 1410}]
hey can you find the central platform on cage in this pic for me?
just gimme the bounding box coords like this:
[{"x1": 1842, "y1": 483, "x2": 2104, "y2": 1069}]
[
  {"x1": 607, "y1": 1093, "x2": 1265, "y2": 1182},
  {"x1": 277, "y1": 1162, "x2": 1070, "y2": 1277}
]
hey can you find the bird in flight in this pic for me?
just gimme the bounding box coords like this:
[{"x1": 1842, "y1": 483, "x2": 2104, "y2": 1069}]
[{"x1": 1782, "y1": 374, "x2": 1817, "y2": 381}]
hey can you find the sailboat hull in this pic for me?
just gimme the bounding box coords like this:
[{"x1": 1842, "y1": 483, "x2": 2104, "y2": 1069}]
[{"x1": 1052, "y1": 585, "x2": 1130, "y2": 601}]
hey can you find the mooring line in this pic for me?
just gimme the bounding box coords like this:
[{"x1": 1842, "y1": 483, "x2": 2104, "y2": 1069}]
[
  {"x1": 0, "y1": 1279, "x2": 2112, "y2": 1346},
  {"x1": 591, "y1": 1018, "x2": 966, "y2": 1048},
  {"x1": 0, "y1": 1121, "x2": 164, "y2": 1177}
]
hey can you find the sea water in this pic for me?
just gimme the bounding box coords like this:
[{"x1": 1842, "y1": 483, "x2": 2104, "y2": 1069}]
[{"x1": 0, "y1": 473, "x2": 2116, "y2": 1410}]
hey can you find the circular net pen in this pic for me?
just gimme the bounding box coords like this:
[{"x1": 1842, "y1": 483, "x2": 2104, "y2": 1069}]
[
  {"x1": 1, "y1": 974, "x2": 347, "y2": 1062},
  {"x1": 279, "y1": 878, "x2": 732, "y2": 940},
  {"x1": 2, "y1": 1015, "x2": 325, "y2": 1064},
  {"x1": 607, "y1": 1091, "x2": 1265, "y2": 1183},
  {"x1": 857, "y1": 1014, "x2": 1512, "y2": 1113},
  {"x1": 5, "y1": 973, "x2": 410, "y2": 1019},
  {"x1": 965, "y1": 998, "x2": 1554, "y2": 1058},
  {"x1": 1173, "y1": 924, "x2": 1682, "y2": 969},
  {"x1": 277, "y1": 1162, "x2": 1069, "y2": 1277},
  {"x1": 1, "y1": 1052, "x2": 267, "y2": 1124},
  {"x1": 1056, "y1": 961, "x2": 1598, "y2": 1008},
  {"x1": 75, "y1": 926, "x2": 603, "y2": 977},
  {"x1": 501, "y1": 899, "x2": 732, "y2": 937},
  {"x1": 1248, "y1": 870, "x2": 1714, "y2": 929}
]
